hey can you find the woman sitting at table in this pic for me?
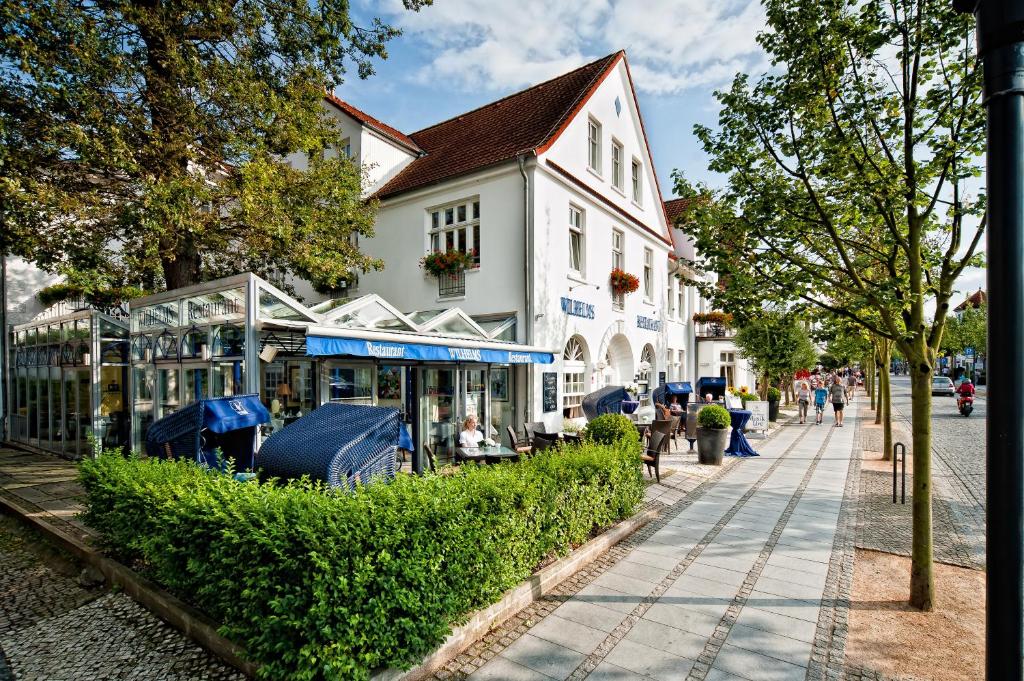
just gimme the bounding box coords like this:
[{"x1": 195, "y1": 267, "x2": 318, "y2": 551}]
[
  {"x1": 459, "y1": 415, "x2": 485, "y2": 448},
  {"x1": 668, "y1": 395, "x2": 683, "y2": 414}
]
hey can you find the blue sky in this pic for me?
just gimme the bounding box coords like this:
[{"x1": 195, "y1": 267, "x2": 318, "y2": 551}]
[
  {"x1": 339, "y1": 0, "x2": 984, "y2": 306},
  {"x1": 339, "y1": 0, "x2": 769, "y2": 196}
]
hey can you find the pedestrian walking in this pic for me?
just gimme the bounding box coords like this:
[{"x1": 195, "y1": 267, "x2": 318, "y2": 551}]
[
  {"x1": 814, "y1": 382, "x2": 828, "y2": 425},
  {"x1": 829, "y1": 377, "x2": 847, "y2": 426},
  {"x1": 846, "y1": 371, "x2": 857, "y2": 400},
  {"x1": 797, "y1": 381, "x2": 811, "y2": 424}
]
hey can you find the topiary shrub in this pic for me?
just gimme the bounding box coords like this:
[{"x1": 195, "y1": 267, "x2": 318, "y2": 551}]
[
  {"x1": 584, "y1": 413, "x2": 641, "y2": 449},
  {"x1": 697, "y1": 404, "x2": 731, "y2": 430},
  {"x1": 767, "y1": 387, "x2": 781, "y2": 402},
  {"x1": 79, "y1": 440, "x2": 643, "y2": 680}
]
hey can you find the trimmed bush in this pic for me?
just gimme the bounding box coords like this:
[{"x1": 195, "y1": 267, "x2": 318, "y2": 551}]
[
  {"x1": 767, "y1": 387, "x2": 781, "y2": 402},
  {"x1": 697, "y1": 404, "x2": 731, "y2": 429},
  {"x1": 79, "y1": 441, "x2": 643, "y2": 680},
  {"x1": 584, "y1": 413, "x2": 641, "y2": 449}
]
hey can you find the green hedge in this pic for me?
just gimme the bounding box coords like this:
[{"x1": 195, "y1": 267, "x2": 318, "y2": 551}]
[{"x1": 79, "y1": 440, "x2": 643, "y2": 680}]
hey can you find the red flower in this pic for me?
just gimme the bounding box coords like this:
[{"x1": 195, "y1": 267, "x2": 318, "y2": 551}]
[{"x1": 609, "y1": 268, "x2": 640, "y2": 295}]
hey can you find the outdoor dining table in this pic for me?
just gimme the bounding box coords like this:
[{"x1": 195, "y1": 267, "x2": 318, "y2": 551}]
[
  {"x1": 456, "y1": 445, "x2": 520, "y2": 464},
  {"x1": 725, "y1": 409, "x2": 759, "y2": 457}
]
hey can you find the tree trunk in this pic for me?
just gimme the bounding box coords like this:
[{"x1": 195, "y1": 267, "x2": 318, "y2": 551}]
[
  {"x1": 869, "y1": 352, "x2": 876, "y2": 411},
  {"x1": 880, "y1": 342, "x2": 892, "y2": 461},
  {"x1": 908, "y1": 364, "x2": 935, "y2": 611},
  {"x1": 160, "y1": 238, "x2": 202, "y2": 290},
  {"x1": 875, "y1": 350, "x2": 884, "y2": 426}
]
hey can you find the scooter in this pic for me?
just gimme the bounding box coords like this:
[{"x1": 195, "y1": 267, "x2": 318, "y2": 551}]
[{"x1": 958, "y1": 394, "x2": 974, "y2": 417}]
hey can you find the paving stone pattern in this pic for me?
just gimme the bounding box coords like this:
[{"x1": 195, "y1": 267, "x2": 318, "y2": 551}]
[
  {"x1": 442, "y1": 408, "x2": 858, "y2": 681},
  {"x1": 0, "y1": 519, "x2": 244, "y2": 681}
]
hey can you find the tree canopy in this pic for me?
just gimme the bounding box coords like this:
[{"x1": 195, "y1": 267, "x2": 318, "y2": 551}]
[
  {"x1": 1, "y1": 0, "x2": 430, "y2": 294},
  {"x1": 733, "y1": 308, "x2": 818, "y2": 393},
  {"x1": 940, "y1": 303, "x2": 986, "y2": 357}
]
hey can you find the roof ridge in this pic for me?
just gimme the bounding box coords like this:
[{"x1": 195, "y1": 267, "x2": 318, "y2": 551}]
[
  {"x1": 409, "y1": 51, "x2": 622, "y2": 138},
  {"x1": 323, "y1": 92, "x2": 422, "y2": 153}
]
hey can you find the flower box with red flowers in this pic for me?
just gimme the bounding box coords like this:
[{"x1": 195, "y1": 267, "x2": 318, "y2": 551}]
[
  {"x1": 420, "y1": 249, "x2": 477, "y2": 276},
  {"x1": 609, "y1": 268, "x2": 640, "y2": 295}
]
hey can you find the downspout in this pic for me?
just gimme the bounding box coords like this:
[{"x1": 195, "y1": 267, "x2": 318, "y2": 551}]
[{"x1": 518, "y1": 153, "x2": 534, "y2": 420}]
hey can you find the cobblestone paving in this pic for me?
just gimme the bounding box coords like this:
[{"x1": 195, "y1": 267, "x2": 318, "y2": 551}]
[
  {"x1": 854, "y1": 378, "x2": 984, "y2": 570},
  {"x1": 0, "y1": 518, "x2": 244, "y2": 680}
]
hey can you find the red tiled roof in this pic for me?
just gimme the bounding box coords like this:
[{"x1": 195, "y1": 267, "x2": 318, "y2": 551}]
[
  {"x1": 663, "y1": 197, "x2": 695, "y2": 226},
  {"x1": 954, "y1": 289, "x2": 986, "y2": 311},
  {"x1": 324, "y1": 93, "x2": 422, "y2": 153},
  {"x1": 374, "y1": 52, "x2": 622, "y2": 199}
]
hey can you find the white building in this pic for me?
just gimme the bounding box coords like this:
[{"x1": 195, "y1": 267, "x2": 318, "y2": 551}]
[{"x1": 321, "y1": 52, "x2": 704, "y2": 435}]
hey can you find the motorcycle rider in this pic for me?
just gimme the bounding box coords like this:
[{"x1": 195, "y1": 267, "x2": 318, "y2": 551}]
[{"x1": 956, "y1": 376, "x2": 976, "y2": 411}]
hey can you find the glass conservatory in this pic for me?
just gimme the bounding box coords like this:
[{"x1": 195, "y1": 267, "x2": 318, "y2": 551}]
[{"x1": 8, "y1": 303, "x2": 129, "y2": 458}]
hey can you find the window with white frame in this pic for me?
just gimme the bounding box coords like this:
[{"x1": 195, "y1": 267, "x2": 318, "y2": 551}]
[
  {"x1": 631, "y1": 158, "x2": 642, "y2": 204},
  {"x1": 643, "y1": 248, "x2": 653, "y2": 301},
  {"x1": 340, "y1": 137, "x2": 352, "y2": 158},
  {"x1": 569, "y1": 205, "x2": 585, "y2": 276},
  {"x1": 720, "y1": 351, "x2": 736, "y2": 388},
  {"x1": 667, "y1": 274, "x2": 675, "y2": 316},
  {"x1": 563, "y1": 336, "x2": 587, "y2": 416},
  {"x1": 639, "y1": 344, "x2": 655, "y2": 398},
  {"x1": 611, "y1": 229, "x2": 625, "y2": 311},
  {"x1": 588, "y1": 118, "x2": 602, "y2": 174},
  {"x1": 611, "y1": 140, "x2": 624, "y2": 190},
  {"x1": 429, "y1": 198, "x2": 481, "y2": 266},
  {"x1": 677, "y1": 279, "x2": 685, "y2": 320}
]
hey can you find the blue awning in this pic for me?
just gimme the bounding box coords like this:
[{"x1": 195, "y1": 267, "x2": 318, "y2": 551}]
[
  {"x1": 306, "y1": 335, "x2": 554, "y2": 364},
  {"x1": 202, "y1": 395, "x2": 271, "y2": 433},
  {"x1": 664, "y1": 382, "x2": 692, "y2": 395}
]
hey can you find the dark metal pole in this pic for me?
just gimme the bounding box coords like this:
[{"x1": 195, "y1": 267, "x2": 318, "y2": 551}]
[{"x1": 956, "y1": 1, "x2": 1024, "y2": 677}]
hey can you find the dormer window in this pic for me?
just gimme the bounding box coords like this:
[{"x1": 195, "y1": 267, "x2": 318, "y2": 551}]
[{"x1": 588, "y1": 118, "x2": 602, "y2": 174}]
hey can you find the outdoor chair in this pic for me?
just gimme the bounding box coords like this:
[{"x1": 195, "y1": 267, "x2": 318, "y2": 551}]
[
  {"x1": 561, "y1": 432, "x2": 582, "y2": 445},
  {"x1": 507, "y1": 425, "x2": 533, "y2": 454},
  {"x1": 424, "y1": 444, "x2": 436, "y2": 473},
  {"x1": 524, "y1": 421, "x2": 546, "y2": 441},
  {"x1": 532, "y1": 432, "x2": 559, "y2": 452},
  {"x1": 642, "y1": 430, "x2": 670, "y2": 483}
]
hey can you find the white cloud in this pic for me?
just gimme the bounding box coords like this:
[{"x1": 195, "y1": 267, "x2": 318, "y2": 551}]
[{"x1": 377, "y1": 0, "x2": 766, "y2": 95}]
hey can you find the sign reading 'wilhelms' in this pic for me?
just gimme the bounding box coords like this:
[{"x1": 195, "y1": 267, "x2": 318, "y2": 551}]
[
  {"x1": 560, "y1": 297, "x2": 595, "y2": 319},
  {"x1": 636, "y1": 315, "x2": 661, "y2": 331}
]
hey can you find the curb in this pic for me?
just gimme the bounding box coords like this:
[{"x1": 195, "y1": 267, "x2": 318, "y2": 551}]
[
  {"x1": 0, "y1": 491, "x2": 258, "y2": 678},
  {"x1": 371, "y1": 504, "x2": 663, "y2": 681}
]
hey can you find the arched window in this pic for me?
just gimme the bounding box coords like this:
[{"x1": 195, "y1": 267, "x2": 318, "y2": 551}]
[{"x1": 562, "y1": 336, "x2": 588, "y2": 417}]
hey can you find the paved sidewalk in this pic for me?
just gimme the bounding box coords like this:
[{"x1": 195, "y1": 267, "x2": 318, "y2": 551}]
[
  {"x1": 465, "y1": 411, "x2": 857, "y2": 681},
  {"x1": 0, "y1": 447, "x2": 94, "y2": 544}
]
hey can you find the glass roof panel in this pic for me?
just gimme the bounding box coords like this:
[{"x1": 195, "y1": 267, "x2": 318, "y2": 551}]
[
  {"x1": 309, "y1": 297, "x2": 354, "y2": 314},
  {"x1": 406, "y1": 309, "x2": 446, "y2": 325},
  {"x1": 258, "y1": 288, "x2": 313, "y2": 321},
  {"x1": 329, "y1": 300, "x2": 417, "y2": 332},
  {"x1": 428, "y1": 315, "x2": 488, "y2": 339}
]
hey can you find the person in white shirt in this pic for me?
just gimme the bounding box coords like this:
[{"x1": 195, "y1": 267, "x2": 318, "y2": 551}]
[{"x1": 459, "y1": 416, "x2": 485, "y2": 449}]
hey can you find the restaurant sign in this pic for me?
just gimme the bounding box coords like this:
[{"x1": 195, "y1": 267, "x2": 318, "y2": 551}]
[
  {"x1": 307, "y1": 336, "x2": 555, "y2": 364},
  {"x1": 636, "y1": 315, "x2": 661, "y2": 332},
  {"x1": 560, "y1": 297, "x2": 595, "y2": 320}
]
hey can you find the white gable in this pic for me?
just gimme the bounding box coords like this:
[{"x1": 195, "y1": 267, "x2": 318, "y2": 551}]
[{"x1": 538, "y1": 57, "x2": 671, "y2": 245}]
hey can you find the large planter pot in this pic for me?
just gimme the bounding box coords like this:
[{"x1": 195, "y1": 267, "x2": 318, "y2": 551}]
[
  {"x1": 768, "y1": 399, "x2": 780, "y2": 422},
  {"x1": 696, "y1": 427, "x2": 729, "y2": 465}
]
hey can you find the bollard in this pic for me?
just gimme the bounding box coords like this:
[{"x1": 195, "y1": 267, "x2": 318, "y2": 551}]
[{"x1": 892, "y1": 443, "x2": 907, "y2": 504}]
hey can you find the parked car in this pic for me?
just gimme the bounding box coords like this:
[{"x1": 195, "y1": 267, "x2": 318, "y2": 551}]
[{"x1": 931, "y1": 376, "x2": 955, "y2": 396}]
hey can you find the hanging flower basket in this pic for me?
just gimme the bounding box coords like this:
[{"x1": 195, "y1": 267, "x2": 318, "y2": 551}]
[
  {"x1": 420, "y1": 250, "x2": 476, "y2": 276},
  {"x1": 609, "y1": 268, "x2": 640, "y2": 295},
  {"x1": 692, "y1": 311, "x2": 733, "y2": 326}
]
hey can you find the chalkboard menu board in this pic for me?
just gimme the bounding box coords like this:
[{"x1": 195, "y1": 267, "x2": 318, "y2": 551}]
[
  {"x1": 542, "y1": 372, "x2": 558, "y2": 413},
  {"x1": 659, "y1": 371, "x2": 666, "y2": 387}
]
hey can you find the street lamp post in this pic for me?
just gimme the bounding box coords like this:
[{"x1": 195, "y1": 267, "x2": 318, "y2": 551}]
[{"x1": 953, "y1": 1, "x2": 1024, "y2": 678}]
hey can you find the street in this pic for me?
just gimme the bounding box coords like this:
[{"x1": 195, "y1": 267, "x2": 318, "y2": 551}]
[{"x1": 887, "y1": 375, "x2": 986, "y2": 566}]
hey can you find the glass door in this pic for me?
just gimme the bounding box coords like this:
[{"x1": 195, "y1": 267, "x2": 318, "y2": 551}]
[
  {"x1": 489, "y1": 366, "x2": 515, "y2": 448},
  {"x1": 462, "y1": 367, "x2": 489, "y2": 440},
  {"x1": 419, "y1": 367, "x2": 456, "y2": 467}
]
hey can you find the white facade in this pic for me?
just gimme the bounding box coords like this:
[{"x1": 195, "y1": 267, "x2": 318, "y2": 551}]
[{"x1": 355, "y1": 56, "x2": 699, "y2": 431}]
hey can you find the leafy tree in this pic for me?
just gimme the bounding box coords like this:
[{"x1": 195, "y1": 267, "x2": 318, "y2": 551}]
[
  {"x1": 940, "y1": 303, "x2": 987, "y2": 357},
  {"x1": 0, "y1": 0, "x2": 431, "y2": 293},
  {"x1": 681, "y1": 0, "x2": 984, "y2": 609},
  {"x1": 733, "y1": 309, "x2": 818, "y2": 399}
]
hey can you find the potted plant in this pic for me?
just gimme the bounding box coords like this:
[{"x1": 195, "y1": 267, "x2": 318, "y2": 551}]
[
  {"x1": 767, "y1": 387, "x2": 781, "y2": 422},
  {"x1": 692, "y1": 311, "x2": 733, "y2": 336},
  {"x1": 419, "y1": 249, "x2": 476, "y2": 276},
  {"x1": 696, "y1": 403, "x2": 731, "y2": 465},
  {"x1": 609, "y1": 268, "x2": 640, "y2": 296}
]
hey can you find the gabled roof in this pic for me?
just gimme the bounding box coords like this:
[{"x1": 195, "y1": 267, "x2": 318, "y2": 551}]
[
  {"x1": 374, "y1": 52, "x2": 622, "y2": 199},
  {"x1": 954, "y1": 289, "x2": 986, "y2": 312},
  {"x1": 323, "y1": 93, "x2": 423, "y2": 154}
]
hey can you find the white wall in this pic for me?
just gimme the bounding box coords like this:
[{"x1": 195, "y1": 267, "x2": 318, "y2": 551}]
[
  {"x1": 358, "y1": 165, "x2": 527, "y2": 321},
  {"x1": 361, "y1": 129, "x2": 417, "y2": 196}
]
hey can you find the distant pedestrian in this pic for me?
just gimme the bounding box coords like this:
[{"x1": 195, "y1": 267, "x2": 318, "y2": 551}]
[
  {"x1": 814, "y1": 383, "x2": 829, "y2": 425},
  {"x1": 797, "y1": 381, "x2": 811, "y2": 424},
  {"x1": 846, "y1": 371, "x2": 857, "y2": 399},
  {"x1": 829, "y1": 379, "x2": 847, "y2": 427}
]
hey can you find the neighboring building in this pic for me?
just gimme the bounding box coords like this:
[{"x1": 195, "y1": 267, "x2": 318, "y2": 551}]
[
  {"x1": 663, "y1": 198, "x2": 756, "y2": 392},
  {"x1": 953, "y1": 288, "x2": 986, "y2": 319}
]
